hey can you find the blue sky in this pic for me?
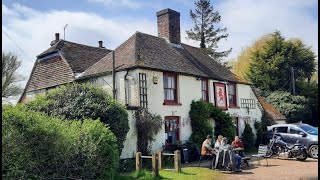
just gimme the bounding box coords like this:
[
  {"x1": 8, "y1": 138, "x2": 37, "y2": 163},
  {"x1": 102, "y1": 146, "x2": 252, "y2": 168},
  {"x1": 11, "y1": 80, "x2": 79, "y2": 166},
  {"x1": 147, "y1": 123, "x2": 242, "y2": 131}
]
[{"x1": 2, "y1": 0, "x2": 318, "y2": 101}]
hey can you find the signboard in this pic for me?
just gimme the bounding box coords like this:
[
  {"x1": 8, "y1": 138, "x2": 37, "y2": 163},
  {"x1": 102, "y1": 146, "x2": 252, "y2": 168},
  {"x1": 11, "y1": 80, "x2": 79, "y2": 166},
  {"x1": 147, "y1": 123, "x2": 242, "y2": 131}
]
[{"x1": 214, "y1": 83, "x2": 227, "y2": 109}]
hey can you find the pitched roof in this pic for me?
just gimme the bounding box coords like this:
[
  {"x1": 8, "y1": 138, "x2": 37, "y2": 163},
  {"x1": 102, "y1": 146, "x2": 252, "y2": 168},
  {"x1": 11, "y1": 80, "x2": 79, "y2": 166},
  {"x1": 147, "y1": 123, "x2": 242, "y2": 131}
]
[
  {"x1": 21, "y1": 40, "x2": 112, "y2": 97},
  {"x1": 26, "y1": 54, "x2": 75, "y2": 92},
  {"x1": 252, "y1": 88, "x2": 286, "y2": 121},
  {"x1": 38, "y1": 40, "x2": 111, "y2": 73},
  {"x1": 80, "y1": 32, "x2": 246, "y2": 84}
]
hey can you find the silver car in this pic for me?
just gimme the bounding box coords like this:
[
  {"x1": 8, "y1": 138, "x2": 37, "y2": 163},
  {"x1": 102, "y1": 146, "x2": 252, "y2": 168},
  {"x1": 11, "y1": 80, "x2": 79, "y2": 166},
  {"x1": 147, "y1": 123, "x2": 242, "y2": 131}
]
[{"x1": 267, "y1": 123, "x2": 318, "y2": 159}]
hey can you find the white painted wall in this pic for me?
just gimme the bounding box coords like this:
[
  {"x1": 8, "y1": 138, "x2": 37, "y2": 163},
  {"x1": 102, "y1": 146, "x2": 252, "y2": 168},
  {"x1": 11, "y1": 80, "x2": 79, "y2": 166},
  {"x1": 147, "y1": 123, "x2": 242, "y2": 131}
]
[{"x1": 24, "y1": 68, "x2": 264, "y2": 159}]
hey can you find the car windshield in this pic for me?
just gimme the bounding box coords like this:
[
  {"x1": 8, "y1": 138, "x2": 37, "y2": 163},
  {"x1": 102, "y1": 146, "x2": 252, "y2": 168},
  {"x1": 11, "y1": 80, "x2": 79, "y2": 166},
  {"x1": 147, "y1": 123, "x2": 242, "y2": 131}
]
[{"x1": 298, "y1": 124, "x2": 318, "y2": 135}]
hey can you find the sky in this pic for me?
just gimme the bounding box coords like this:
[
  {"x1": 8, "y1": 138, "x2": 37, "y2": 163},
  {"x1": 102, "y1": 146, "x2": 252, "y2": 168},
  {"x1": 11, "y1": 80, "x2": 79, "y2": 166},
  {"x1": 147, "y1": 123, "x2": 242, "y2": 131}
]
[{"x1": 2, "y1": 0, "x2": 318, "y2": 102}]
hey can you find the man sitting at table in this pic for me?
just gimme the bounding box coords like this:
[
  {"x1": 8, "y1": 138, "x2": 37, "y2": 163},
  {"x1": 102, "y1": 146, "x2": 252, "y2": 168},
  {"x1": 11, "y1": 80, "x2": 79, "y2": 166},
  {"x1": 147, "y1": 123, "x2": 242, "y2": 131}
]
[
  {"x1": 201, "y1": 135, "x2": 216, "y2": 156},
  {"x1": 232, "y1": 136, "x2": 249, "y2": 167},
  {"x1": 231, "y1": 136, "x2": 244, "y2": 156}
]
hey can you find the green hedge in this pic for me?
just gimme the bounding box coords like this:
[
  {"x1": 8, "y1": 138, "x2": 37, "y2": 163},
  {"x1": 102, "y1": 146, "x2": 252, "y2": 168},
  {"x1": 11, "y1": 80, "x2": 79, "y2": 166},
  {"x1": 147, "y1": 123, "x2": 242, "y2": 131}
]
[
  {"x1": 2, "y1": 105, "x2": 119, "y2": 179},
  {"x1": 25, "y1": 83, "x2": 129, "y2": 154}
]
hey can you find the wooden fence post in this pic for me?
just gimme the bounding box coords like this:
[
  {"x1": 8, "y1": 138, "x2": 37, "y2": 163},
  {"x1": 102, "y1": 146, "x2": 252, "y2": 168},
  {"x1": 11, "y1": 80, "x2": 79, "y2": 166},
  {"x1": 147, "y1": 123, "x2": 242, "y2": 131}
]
[
  {"x1": 158, "y1": 150, "x2": 163, "y2": 170},
  {"x1": 174, "y1": 150, "x2": 181, "y2": 173},
  {"x1": 136, "y1": 152, "x2": 142, "y2": 171},
  {"x1": 152, "y1": 153, "x2": 159, "y2": 177}
]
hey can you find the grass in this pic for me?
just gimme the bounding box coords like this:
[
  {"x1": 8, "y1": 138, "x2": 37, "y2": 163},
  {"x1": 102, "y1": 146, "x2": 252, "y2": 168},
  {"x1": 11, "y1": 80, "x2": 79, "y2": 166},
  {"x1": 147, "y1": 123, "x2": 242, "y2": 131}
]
[{"x1": 115, "y1": 167, "x2": 224, "y2": 180}]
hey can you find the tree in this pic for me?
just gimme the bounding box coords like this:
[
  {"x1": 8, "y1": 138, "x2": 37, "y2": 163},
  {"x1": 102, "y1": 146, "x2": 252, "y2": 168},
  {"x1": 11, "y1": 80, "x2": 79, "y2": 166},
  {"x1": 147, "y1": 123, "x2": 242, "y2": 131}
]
[
  {"x1": 266, "y1": 91, "x2": 310, "y2": 123},
  {"x1": 231, "y1": 33, "x2": 273, "y2": 82},
  {"x1": 247, "y1": 31, "x2": 316, "y2": 92},
  {"x1": 186, "y1": 0, "x2": 231, "y2": 60},
  {"x1": 25, "y1": 83, "x2": 129, "y2": 154},
  {"x1": 2, "y1": 52, "x2": 24, "y2": 99},
  {"x1": 242, "y1": 123, "x2": 254, "y2": 149},
  {"x1": 134, "y1": 109, "x2": 162, "y2": 155}
]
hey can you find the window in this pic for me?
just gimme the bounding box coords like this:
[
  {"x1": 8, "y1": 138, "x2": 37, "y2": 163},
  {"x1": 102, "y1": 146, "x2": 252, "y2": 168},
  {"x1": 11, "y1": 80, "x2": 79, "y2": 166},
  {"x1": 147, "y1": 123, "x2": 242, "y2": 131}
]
[
  {"x1": 289, "y1": 127, "x2": 303, "y2": 134},
  {"x1": 139, "y1": 73, "x2": 148, "y2": 108},
  {"x1": 165, "y1": 116, "x2": 180, "y2": 144},
  {"x1": 163, "y1": 73, "x2": 179, "y2": 104},
  {"x1": 240, "y1": 98, "x2": 256, "y2": 109},
  {"x1": 228, "y1": 83, "x2": 237, "y2": 107},
  {"x1": 201, "y1": 79, "x2": 209, "y2": 102},
  {"x1": 273, "y1": 126, "x2": 288, "y2": 133}
]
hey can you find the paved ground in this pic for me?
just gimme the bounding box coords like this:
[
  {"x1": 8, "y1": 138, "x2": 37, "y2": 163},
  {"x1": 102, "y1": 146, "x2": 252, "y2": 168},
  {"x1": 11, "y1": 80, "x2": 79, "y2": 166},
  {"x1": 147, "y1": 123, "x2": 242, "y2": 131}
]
[{"x1": 185, "y1": 156, "x2": 318, "y2": 180}]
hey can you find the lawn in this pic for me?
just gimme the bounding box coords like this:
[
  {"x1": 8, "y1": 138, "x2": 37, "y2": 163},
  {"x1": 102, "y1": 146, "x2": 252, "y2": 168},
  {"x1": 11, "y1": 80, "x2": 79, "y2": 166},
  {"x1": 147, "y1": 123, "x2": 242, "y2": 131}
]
[{"x1": 115, "y1": 167, "x2": 224, "y2": 180}]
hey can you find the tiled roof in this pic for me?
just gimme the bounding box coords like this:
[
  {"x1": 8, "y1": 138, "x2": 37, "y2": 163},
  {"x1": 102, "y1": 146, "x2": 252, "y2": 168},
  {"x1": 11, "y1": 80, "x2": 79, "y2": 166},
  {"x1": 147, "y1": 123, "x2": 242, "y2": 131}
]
[
  {"x1": 252, "y1": 88, "x2": 286, "y2": 121},
  {"x1": 81, "y1": 32, "x2": 246, "y2": 84},
  {"x1": 26, "y1": 55, "x2": 75, "y2": 92},
  {"x1": 38, "y1": 40, "x2": 111, "y2": 73},
  {"x1": 23, "y1": 40, "x2": 111, "y2": 94}
]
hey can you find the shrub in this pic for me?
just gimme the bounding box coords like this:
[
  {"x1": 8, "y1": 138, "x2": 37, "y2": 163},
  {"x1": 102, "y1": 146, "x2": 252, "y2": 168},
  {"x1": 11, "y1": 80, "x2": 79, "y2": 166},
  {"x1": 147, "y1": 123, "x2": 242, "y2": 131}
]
[
  {"x1": 189, "y1": 100, "x2": 235, "y2": 147},
  {"x1": 189, "y1": 100, "x2": 214, "y2": 148},
  {"x1": 2, "y1": 105, "x2": 119, "y2": 179},
  {"x1": 134, "y1": 109, "x2": 162, "y2": 155},
  {"x1": 242, "y1": 123, "x2": 255, "y2": 149},
  {"x1": 254, "y1": 121, "x2": 263, "y2": 147},
  {"x1": 266, "y1": 91, "x2": 310, "y2": 123},
  {"x1": 210, "y1": 106, "x2": 235, "y2": 144},
  {"x1": 25, "y1": 83, "x2": 129, "y2": 154}
]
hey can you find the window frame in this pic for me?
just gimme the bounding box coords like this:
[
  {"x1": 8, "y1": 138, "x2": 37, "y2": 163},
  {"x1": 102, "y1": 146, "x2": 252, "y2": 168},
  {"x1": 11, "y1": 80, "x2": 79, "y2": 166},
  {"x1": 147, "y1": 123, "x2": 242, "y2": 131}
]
[
  {"x1": 163, "y1": 72, "x2": 181, "y2": 105},
  {"x1": 164, "y1": 116, "x2": 180, "y2": 144},
  {"x1": 139, "y1": 73, "x2": 148, "y2": 109},
  {"x1": 201, "y1": 78, "x2": 209, "y2": 102},
  {"x1": 228, "y1": 83, "x2": 238, "y2": 108}
]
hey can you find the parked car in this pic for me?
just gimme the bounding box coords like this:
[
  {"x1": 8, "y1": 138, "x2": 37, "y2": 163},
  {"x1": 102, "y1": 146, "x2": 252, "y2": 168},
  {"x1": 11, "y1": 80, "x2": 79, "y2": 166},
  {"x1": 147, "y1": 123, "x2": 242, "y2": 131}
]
[{"x1": 264, "y1": 123, "x2": 318, "y2": 159}]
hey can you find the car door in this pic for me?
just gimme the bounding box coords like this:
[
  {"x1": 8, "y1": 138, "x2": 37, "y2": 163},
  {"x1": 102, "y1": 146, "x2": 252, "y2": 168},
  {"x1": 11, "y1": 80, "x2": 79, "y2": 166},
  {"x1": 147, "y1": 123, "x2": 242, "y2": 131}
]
[
  {"x1": 288, "y1": 126, "x2": 308, "y2": 146},
  {"x1": 275, "y1": 126, "x2": 290, "y2": 143}
]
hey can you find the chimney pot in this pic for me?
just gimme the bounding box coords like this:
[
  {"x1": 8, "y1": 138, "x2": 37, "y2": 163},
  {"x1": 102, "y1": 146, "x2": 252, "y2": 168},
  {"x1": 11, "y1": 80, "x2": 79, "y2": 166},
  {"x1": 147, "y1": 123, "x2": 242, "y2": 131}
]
[
  {"x1": 156, "y1": 8, "x2": 181, "y2": 44},
  {"x1": 98, "y1": 41, "x2": 103, "y2": 48},
  {"x1": 55, "y1": 33, "x2": 60, "y2": 41}
]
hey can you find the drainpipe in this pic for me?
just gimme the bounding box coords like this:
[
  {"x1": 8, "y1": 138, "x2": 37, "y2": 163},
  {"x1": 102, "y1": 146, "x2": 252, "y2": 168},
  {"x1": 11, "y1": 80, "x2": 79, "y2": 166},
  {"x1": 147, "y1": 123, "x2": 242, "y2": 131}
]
[
  {"x1": 124, "y1": 69, "x2": 129, "y2": 105},
  {"x1": 112, "y1": 51, "x2": 116, "y2": 99}
]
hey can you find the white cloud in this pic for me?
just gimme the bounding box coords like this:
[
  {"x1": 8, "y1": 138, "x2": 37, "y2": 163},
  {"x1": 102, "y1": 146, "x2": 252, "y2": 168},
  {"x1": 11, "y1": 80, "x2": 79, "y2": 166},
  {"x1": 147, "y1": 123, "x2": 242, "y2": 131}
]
[
  {"x1": 2, "y1": 3, "x2": 157, "y2": 97},
  {"x1": 2, "y1": 1, "x2": 318, "y2": 103},
  {"x1": 87, "y1": 0, "x2": 159, "y2": 9}
]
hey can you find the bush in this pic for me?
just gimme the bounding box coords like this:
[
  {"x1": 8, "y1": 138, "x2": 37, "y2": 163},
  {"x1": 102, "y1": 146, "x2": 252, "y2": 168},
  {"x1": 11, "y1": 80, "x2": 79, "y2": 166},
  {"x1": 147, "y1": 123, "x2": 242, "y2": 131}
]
[
  {"x1": 210, "y1": 106, "x2": 235, "y2": 144},
  {"x1": 2, "y1": 105, "x2": 119, "y2": 179},
  {"x1": 134, "y1": 109, "x2": 162, "y2": 155},
  {"x1": 266, "y1": 91, "x2": 310, "y2": 123},
  {"x1": 189, "y1": 100, "x2": 214, "y2": 148},
  {"x1": 25, "y1": 83, "x2": 129, "y2": 154},
  {"x1": 242, "y1": 123, "x2": 255, "y2": 149},
  {"x1": 189, "y1": 100, "x2": 235, "y2": 147},
  {"x1": 254, "y1": 121, "x2": 263, "y2": 147}
]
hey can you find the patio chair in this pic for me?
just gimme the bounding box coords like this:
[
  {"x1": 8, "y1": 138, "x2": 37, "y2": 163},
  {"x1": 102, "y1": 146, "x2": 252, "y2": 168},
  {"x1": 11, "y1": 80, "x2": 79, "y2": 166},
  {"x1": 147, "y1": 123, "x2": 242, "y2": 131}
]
[{"x1": 251, "y1": 145, "x2": 269, "y2": 166}]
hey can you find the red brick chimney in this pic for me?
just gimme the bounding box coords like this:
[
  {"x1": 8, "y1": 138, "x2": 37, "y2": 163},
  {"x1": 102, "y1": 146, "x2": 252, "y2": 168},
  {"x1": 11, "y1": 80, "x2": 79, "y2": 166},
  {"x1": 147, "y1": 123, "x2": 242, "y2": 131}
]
[{"x1": 156, "y1": 8, "x2": 181, "y2": 44}]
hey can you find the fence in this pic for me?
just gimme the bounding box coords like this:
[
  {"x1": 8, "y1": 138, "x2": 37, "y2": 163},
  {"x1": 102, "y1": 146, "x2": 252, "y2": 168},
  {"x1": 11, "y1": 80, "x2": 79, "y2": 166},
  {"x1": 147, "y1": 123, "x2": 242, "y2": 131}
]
[{"x1": 135, "y1": 150, "x2": 181, "y2": 177}]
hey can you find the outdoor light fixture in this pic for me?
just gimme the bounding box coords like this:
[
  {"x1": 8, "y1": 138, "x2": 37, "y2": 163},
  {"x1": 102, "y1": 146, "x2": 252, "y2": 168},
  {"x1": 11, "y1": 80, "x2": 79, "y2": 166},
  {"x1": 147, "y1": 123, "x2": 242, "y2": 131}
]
[
  {"x1": 153, "y1": 76, "x2": 158, "y2": 84},
  {"x1": 196, "y1": 77, "x2": 202, "y2": 80},
  {"x1": 246, "y1": 106, "x2": 250, "y2": 114}
]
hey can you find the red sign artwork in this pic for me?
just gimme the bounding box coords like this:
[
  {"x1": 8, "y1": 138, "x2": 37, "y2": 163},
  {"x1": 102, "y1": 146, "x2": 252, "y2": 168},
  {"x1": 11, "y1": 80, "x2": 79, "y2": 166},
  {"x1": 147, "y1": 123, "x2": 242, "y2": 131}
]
[{"x1": 214, "y1": 83, "x2": 227, "y2": 109}]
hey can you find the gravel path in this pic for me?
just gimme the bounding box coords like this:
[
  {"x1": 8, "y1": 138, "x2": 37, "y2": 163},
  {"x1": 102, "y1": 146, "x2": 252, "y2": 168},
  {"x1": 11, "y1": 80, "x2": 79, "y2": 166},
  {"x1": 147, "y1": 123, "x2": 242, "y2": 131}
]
[
  {"x1": 185, "y1": 157, "x2": 318, "y2": 180},
  {"x1": 223, "y1": 157, "x2": 318, "y2": 180}
]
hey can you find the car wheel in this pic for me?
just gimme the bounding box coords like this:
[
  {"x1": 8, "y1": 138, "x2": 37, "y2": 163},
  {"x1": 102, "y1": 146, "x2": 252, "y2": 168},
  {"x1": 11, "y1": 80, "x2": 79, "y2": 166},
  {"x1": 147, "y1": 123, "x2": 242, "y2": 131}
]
[{"x1": 308, "y1": 145, "x2": 318, "y2": 159}]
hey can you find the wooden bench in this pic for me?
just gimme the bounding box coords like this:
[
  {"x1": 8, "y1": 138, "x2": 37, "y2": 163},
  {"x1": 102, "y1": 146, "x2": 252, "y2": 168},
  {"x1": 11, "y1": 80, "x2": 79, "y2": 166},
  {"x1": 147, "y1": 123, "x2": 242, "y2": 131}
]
[{"x1": 251, "y1": 145, "x2": 270, "y2": 166}]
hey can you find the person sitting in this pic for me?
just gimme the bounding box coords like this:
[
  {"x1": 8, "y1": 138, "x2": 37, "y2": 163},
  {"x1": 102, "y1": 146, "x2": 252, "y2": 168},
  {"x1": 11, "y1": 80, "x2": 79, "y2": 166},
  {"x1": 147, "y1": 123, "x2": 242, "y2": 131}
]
[
  {"x1": 232, "y1": 136, "x2": 249, "y2": 167},
  {"x1": 231, "y1": 136, "x2": 244, "y2": 156},
  {"x1": 201, "y1": 135, "x2": 216, "y2": 156},
  {"x1": 215, "y1": 136, "x2": 242, "y2": 172}
]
